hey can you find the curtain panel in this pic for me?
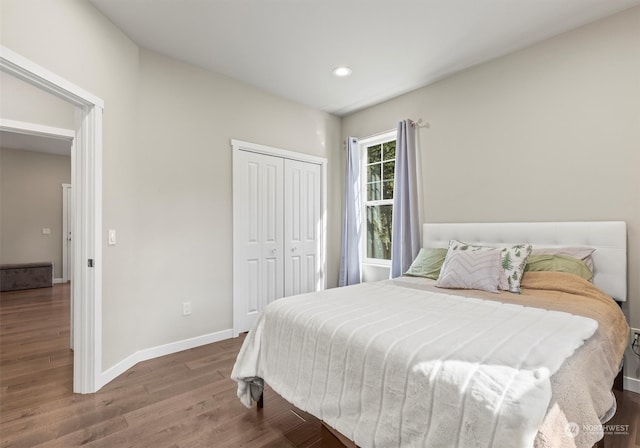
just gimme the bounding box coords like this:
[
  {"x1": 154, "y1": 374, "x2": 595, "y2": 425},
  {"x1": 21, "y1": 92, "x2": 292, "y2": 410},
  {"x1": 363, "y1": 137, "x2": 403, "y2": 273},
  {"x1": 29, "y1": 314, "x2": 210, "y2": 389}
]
[
  {"x1": 390, "y1": 120, "x2": 421, "y2": 278},
  {"x1": 339, "y1": 137, "x2": 362, "y2": 286}
]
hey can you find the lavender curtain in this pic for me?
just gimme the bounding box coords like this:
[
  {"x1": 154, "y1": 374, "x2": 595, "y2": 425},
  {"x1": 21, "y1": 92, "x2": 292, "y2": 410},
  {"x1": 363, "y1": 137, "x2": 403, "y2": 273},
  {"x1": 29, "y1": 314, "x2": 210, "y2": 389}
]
[
  {"x1": 390, "y1": 120, "x2": 420, "y2": 278},
  {"x1": 339, "y1": 137, "x2": 362, "y2": 286}
]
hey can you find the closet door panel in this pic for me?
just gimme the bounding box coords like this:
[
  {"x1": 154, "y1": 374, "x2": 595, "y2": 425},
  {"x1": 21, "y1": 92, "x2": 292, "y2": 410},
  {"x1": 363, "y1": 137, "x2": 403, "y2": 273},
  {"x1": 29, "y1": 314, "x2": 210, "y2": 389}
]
[
  {"x1": 306, "y1": 254, "x2": 316, "y2": 293},
  {"x1": 261, "y1": 158, "x2": 284, "y2": 308},
  {"x1": 284, "y1": 159, "x2": 321, "y2": 296},
  {"x1": 233, "y1": 150, "x2": 284, "y2": 333},
  {"x1": 247, "y1": 259, "x2": 259, "y2": 314}
]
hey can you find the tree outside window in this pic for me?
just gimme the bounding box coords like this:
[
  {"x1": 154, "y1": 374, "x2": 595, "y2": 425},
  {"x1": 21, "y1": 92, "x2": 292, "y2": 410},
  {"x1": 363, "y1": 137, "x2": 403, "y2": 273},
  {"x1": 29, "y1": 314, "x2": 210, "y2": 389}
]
[{"x1": 362, "y1": 137, "x2": 396, "y2": 263}]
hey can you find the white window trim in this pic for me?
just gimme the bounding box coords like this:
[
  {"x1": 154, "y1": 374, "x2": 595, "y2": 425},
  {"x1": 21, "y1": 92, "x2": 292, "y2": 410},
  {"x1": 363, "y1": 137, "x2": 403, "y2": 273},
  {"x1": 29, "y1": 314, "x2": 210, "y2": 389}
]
[{"x1": 359, "y1": 130, "x2": 396, "y2": 267}]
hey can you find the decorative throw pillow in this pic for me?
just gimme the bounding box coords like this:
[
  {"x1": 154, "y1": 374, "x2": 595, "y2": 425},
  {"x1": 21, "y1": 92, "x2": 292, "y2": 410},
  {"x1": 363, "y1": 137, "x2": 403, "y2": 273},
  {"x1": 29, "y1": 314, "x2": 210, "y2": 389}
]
[
  {"x1": 500, "y1": 243, "x2": 533, "y2": 293},
  {"x1": 525, "y1": 254, "x2": 593, "y2": 281},
  {"x1": 435, "y1": 249, "x2": 503, "y2": 293},
  {"x1": 530, "y1": 247, "x2": 595, "y2": 272},
  {"x1": 405, "y1": 248, "x2": 448, "y2": 279},
  {"x1": 446, "y1": 240, "x2": 508, "y2": 290},
  {"x1": 448, "y1": 239, "x2": 532, "y2": 293}
]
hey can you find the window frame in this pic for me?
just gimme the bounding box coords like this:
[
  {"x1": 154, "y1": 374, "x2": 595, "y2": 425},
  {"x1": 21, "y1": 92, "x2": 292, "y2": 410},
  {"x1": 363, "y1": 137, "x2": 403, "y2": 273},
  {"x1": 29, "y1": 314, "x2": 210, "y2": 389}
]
[{"x1": 359, "y1": 130, "x2": 397, "y2": 267}]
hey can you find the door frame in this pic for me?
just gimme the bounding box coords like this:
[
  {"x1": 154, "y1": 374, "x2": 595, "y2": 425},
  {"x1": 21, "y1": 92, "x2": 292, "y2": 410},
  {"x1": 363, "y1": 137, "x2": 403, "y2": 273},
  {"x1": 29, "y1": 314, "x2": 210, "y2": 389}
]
[
  {"x1": 1, "y1": 46, "x2": 104, "y2": 393},
  {"x1": 231, "y1": 139, "x2": 327, "y2": 337},
  {"x1": 62, "y1": 183, "x2": 72, "y2": 284},
  {"x1": 62, "y1": 182, "x2": 73, "y2": 350}
]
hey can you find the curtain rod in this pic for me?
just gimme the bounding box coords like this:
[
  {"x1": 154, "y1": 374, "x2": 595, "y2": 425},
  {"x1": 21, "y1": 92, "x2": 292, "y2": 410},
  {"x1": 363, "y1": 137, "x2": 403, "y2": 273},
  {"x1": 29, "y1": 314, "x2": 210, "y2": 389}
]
[
  {"x1": 413, "y1": 118, "x2": 429, "y2": 129},
  {"x1": 343, "y1": 118, "x2": 429, "y2": 146}
]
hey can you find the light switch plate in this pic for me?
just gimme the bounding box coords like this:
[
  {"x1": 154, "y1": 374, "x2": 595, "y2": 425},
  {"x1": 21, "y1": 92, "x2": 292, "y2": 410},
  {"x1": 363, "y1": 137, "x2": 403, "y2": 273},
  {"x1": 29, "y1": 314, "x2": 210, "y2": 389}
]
[
  {"x1": 108, "y1": 229, "x2": 116, "y2": 245},
  {"x1": 42, "y1": 228, "x2": 51, "y2": 235}
]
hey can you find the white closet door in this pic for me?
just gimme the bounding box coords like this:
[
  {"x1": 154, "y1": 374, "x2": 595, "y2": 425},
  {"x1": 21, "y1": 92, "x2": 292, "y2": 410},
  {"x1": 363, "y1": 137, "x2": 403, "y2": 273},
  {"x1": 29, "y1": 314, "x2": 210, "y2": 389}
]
[
  {"x1": 284, "y1": 159, "x2": 322, "y2": 296},
  {"x1": 233, "y1": 150, "x2": 284, "y2": 334}
]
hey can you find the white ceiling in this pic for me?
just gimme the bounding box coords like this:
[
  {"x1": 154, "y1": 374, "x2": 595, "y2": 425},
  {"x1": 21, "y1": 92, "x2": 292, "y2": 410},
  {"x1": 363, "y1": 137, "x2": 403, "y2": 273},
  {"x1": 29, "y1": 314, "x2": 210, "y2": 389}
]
[
  {"x1": 90, "y1": 0, "x2": 640, "y2": 116},
  {"x1": 0, "y1": 131, "x2": 72, "y2": 156}
]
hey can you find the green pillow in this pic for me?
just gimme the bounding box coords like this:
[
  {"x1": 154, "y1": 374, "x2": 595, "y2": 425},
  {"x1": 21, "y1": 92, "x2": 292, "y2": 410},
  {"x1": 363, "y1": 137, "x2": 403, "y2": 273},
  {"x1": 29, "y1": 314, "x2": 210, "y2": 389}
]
[
  {"x1": 524, "y1": 254, "x2": 593, "y2": 281},
  {"x1": 405, "y1": 248, "x2": 448, "y2": 279}
]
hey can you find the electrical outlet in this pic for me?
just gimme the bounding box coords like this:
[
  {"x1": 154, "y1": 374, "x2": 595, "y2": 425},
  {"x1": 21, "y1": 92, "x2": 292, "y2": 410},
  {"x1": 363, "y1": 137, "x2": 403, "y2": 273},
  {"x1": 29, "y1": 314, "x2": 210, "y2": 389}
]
[{"x1": 182, "y1": 302, "x2": 192, "y2": 316}]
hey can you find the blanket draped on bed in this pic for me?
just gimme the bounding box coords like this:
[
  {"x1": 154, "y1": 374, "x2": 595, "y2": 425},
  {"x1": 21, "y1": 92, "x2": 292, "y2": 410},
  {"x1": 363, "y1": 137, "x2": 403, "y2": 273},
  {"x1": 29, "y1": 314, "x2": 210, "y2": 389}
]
[{"x1": 231, "y1": 281, "x2": 597, "y2": 448}]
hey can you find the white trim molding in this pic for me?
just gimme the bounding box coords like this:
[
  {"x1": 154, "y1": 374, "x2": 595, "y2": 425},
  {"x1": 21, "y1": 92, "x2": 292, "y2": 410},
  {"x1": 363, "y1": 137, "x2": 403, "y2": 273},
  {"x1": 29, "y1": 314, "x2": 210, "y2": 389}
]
[
  {"x1": 99, "y1": 329, "x2": 233, "y2": 388},
  {"x1": 0, "y1": 47, "x2": 104, "y2": 108},
  {"x1": 624, "y1": 376, "x2": 640, "y2": 394},
  {"x1": 1, "y1": 46, "x2": 104, "y2": 394},
  {"x1": 0, "y1": 118, "x2": 75, "y2": 140},
  {"x1": 231, "y1": 139, "x2": 327, "y2": 165},
  {"x1": 61, "y1": 183, "x2": 72, "y2": 284}
]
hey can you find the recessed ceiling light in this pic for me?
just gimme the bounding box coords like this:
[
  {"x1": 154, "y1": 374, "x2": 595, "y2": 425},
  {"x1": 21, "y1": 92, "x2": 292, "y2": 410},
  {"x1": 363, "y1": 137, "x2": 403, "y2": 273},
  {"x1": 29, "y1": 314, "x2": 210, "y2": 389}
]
[{"x1": 332, "y1": 66, "x2": 352, "y2": 77}]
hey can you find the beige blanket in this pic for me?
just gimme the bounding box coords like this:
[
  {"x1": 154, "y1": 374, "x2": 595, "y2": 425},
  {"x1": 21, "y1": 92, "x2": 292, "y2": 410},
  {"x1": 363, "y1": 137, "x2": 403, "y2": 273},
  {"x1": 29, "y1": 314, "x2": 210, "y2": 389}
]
[{"x1": 389, "y1": 272, "x2": 629, "y2": 448}]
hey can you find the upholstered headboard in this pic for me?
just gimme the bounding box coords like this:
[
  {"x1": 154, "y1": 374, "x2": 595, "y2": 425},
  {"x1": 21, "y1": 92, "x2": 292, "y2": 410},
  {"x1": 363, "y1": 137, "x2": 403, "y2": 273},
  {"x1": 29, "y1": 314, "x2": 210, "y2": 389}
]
[{"x1": 422, "y1": 221, "x2": 627, "y2": 301}]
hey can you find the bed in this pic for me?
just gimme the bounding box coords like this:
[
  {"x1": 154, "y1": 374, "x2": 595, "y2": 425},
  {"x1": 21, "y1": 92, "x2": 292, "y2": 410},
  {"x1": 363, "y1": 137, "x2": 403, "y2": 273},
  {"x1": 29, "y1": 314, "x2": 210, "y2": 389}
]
[{"x1": 231, "y1": 221, "x2": 629, "y2": 448}]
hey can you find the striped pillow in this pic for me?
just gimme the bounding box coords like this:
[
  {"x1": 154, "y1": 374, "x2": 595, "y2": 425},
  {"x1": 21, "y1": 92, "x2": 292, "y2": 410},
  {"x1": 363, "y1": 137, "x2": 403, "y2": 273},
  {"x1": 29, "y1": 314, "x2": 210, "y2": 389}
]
[{"x1": 435, "y1": 248, "x2": 503, "y2": 293}]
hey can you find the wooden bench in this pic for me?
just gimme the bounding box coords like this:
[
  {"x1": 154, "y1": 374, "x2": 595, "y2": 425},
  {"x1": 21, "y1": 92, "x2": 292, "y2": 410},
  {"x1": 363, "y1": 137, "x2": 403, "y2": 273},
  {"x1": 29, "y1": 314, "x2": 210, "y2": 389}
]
[{"x1": 0, "y1": 262, "x2": 53, "y2": 292}]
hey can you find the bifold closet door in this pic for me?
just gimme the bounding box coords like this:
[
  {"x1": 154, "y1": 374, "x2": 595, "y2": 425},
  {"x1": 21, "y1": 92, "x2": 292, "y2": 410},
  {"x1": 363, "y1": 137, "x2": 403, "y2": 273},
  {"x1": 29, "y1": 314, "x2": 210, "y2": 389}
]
[
  {"x1": 284, "y1": 159, "x2": 321, "y2": 296},
  {"x1": 233, "y1": 150, "x2": 284, "y2": 333}
]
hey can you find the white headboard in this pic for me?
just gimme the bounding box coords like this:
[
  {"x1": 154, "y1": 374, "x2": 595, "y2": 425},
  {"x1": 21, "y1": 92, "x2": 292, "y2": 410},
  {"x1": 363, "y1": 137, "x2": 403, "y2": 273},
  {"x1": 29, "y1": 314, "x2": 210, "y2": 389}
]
[{"x1": 422, "y1": 221, "x2": 627, "y2": 301}]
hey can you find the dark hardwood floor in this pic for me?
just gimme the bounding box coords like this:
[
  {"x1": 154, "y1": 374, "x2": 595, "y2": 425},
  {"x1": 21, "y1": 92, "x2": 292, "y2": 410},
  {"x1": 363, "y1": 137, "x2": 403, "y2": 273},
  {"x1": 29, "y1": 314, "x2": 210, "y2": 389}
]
[
  {"x1": 1, "y1": 284, "x2": 639, "y2": 447},
  {"x1": 0, "y1": 285, "x2": 345, "y2": 447}
]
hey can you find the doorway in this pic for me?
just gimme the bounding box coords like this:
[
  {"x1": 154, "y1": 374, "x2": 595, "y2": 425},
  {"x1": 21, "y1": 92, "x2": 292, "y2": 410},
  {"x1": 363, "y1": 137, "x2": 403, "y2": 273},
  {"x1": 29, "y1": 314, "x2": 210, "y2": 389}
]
[
  {"x1": 0, "y1": 124, "x2": 75, "y2": 349},
  {"x1": 0, "y1": 47, "x2": 104, "y2": 393}
]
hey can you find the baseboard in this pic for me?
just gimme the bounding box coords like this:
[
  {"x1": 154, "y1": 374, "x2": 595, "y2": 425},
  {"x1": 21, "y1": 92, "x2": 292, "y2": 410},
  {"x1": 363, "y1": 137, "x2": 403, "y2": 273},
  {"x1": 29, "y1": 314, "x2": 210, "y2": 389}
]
[
  {"x1": 623, "y1": 376, "x2": 640, "y2": 393},
  {"x1": 53, "y1": 278, "x2": 64, "y2": 284},
  {"x1": 98, "y1": 328, "x2": 234, "y2": 389}
]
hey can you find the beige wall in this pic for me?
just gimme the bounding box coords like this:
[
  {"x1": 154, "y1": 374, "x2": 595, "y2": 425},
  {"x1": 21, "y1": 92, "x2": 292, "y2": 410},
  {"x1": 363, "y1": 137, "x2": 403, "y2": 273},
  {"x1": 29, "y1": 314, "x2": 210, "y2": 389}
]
[
  {"x1": 1, "y1": 0, "x2": 342, "y2": 371},
  {"x1": 5, "y1": 0, "x2": 636, "y2": 384},
  {"x1": 0, "y1": 148, "x2": 71, "y2": 278},
  {"x1": 130, "y1": 49, "x2": 342, "y2": 349},
  {"x1": 1, "y1": 0, "x2": 141, "y2": 368},
  {"x1": 343, "y1": 7, "x2": 640, "y2": 376},
  {"x1": 0, "y1": 72, "x2": 76, "y2": 129}
]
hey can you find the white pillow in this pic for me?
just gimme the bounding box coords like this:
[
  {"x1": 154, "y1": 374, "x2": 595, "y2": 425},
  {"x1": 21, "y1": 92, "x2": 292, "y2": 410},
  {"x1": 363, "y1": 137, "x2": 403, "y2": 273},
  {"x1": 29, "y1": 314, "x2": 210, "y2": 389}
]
[
  {"x1": 448, "y1": 239, "x2": 532, "y2": 293},
  {"x1": 435, "y1": 248, "x2": 503, "y2": 293}
]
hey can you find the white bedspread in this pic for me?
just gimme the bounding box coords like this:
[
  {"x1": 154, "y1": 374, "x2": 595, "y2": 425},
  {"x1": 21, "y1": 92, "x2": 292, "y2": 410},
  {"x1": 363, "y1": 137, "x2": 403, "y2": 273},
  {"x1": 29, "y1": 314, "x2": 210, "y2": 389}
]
[{"x1": 231, "y1": 282, "x2": 598, "y2": 448}]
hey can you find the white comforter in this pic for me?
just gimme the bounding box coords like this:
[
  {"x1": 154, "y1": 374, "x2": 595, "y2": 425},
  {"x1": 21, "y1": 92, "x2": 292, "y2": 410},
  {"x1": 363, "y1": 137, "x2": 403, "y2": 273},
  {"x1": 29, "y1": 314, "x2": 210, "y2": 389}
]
[{"x1": 231, "y1": 281, "x2": 597, "y2": 448}]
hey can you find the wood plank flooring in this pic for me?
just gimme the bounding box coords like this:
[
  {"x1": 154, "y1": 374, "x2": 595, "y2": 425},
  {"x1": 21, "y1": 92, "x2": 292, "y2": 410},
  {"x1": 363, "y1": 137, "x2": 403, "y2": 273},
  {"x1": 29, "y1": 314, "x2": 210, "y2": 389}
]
[
  {"x1": 1, "y1": 284, "x2": 639, "y2": 447},
  {"x1": 0, "y1": 285, "x2": 345, "y2": 447}
]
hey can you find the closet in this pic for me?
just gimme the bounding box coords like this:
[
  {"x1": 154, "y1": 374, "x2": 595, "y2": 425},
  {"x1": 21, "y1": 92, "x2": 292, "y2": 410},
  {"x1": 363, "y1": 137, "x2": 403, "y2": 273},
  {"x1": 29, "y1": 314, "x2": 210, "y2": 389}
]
[{"x1": 232, "y1": 140, "x2": 326, "y2": 335}]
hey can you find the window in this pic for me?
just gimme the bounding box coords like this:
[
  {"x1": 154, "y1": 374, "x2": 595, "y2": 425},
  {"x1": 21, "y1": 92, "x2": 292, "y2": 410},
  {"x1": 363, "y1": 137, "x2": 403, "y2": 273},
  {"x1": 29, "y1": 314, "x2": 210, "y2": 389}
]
[{"x1": 360, "y1": 132, "x2": 396, "y2": 265}]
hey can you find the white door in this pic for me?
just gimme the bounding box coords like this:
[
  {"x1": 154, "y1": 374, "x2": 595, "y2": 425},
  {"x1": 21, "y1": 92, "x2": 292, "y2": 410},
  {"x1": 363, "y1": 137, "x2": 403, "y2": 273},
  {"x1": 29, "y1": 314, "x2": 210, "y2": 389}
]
[
  {"x1": 284, "y1": 159, "x2": 322, "y2": 296},
  {"x1": 233, "y1": 150, "x2": 284, "y2": 334}
]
